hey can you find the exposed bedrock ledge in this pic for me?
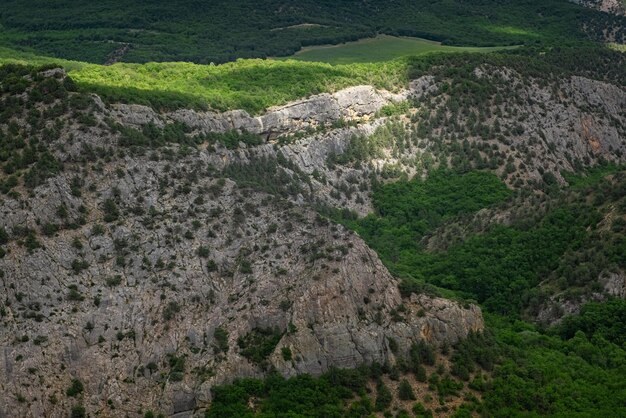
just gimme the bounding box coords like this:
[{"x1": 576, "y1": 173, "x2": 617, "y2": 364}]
[{"x1": 108, "y1": 77, "x2": 437, "y2": 137}]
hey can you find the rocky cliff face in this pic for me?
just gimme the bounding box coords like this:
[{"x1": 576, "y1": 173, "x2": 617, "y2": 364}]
[
  {"x1": 0, "y1": 62, "x2": 624, "y2": 417},
  {"x1": 571, "y1": 0, "x2": 626, "y2": 15},
  {"x1": 0, "y1": 168, "x2": 482, "y2": 417},
  {"x1": 106, "y1": 69, "x2": 626, "y2": 216},
  {"x1": 0, "y1": 71, "x2": 480, "y2": 417}
]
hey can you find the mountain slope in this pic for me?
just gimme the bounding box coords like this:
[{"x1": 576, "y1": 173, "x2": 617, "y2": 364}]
[{"x1": 0, "y1": 43, "x2": 624, "y2": 416}]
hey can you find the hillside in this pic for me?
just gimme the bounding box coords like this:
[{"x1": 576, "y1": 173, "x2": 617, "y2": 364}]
[
  {"x1": 0, "y1": 1, "x2": 625, "y2": 418},
  {"x1": 572, "y1": 0, "x2": 626, "y2": 15},
  {"x1": 0, "y1": 0, "x2": 625, "y2": 63}
]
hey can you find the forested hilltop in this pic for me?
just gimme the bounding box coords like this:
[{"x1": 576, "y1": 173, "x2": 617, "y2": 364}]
[
  {"x1": 0, "y1": 0, "x2": 625, "y2": 63},
  {"x1": 0, "y1": 1, "x2": 625, "y2": 417}
]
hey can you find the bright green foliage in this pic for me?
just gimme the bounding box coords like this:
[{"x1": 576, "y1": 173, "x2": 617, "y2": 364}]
[
  {"x1": 67, "y1": 59, "x2": 406, "y2": 113},
  {"x1": 407, "y1": 204, "x2": 598, "y2": 314},
  {"x1": 341, "y1": 169, "x2": 626, "y2": 315},
  {"x1": 2, "y1": 44, "x2": 624, "y2": 115},
  {"x1": 483, "y1": 315, "x2": 626, "y2": 417},
  {"x1": 342, "y1": 170, "x2": 511, "y2": 271}
]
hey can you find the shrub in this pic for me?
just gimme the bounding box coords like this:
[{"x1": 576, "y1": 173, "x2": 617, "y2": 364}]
[
  {"x1": 197, "y1": 246, "x2": 210, "y2": 258},
  {"x1": 398, "y1": 379, "x2": 416, "y2": 401},
  {"x1": 206, "y1": 260, "x2": 218, "y2": 272},
  {"x1": 66, "y1": 379, "x2": 84, "y2": 397},
  {"x1": 213, "y1": 326, "x2": 229, "y2": 354},
  {"x1": 103, "y1": 199, "x2": 119, "y2": 222},
  {"x1": 163, "y1": 301, "x2": 181, "y2": 320},
  {"x1": 106, "y1": 276, "x2": 122, "y2": 287},
  {"x1": 70, "y1": 405, "x2": 86, "y2": 418},
  {"x1": 67, "y1": 285, "x2": 84, "y2": 301},
  {"x1": 71, "y1": 259, "x2": 89, "y2": 274},
  {"x1": 237, "y1": 327, "x2": 283, "y2": 366},
  {"x1": 375, "y1": 380, "x2": 393, "y2": 411}
]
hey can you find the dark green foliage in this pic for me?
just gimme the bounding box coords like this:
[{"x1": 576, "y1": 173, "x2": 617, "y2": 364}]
[
  {"x1": 397, "y1": 379, "x2": 416, "y2": 401},
  {"x1": 375, "y1": 380, "x2": 393, "y2": 411},
  {"x1": 23, "y1": 230, "x2": 41, "y2": 251},
  {"x1": 167, "y1": 354, "x2": 185, "y2": 382},
  {"x1": 222, "y1": 156, "x2": 311, "y2": 199},
  {"x1": 281, "y1": 347, "x2": 292, "y2": 361},
  {"x1": 162, "y1": 301, "x2": 181, "y2": 321},
  {"x1": 213, "y1": 326, "x2": 229, "y2": 354},
  {"x1": 412, "y1": 403, "x2": 433, "y2": 417},
  {"x1": 407, "y1": 46, "x2": 626, "y2": 89},
  {"x1": 66, "y1": 379, "x2": 84, "y2": 397},
  {"x1": 340, "y1": 169, "x2": 626, "y2": 316},
  {"x1": 102, "y1": 199, "x2": 119, "y2": 222},
  {"x1": 206, "y1": 260, "x2": 218, "y2": 272},
  {"x1": 1, "y1": 0, "x2": 623, "y2": 64},
  {"x1": 341, "y1": 170, "x2": 510, "y2": 265},
  {"x1": 409, "y1": 341, "x2": 436, "y2": 369},
  {"x1": 105, "y1": 276, "x2": 122, "y2": 287},
  {"x1": 22, "y1": 151, "x2": 62, "y2": 189},
  {"x1": 71, "y1": 259, "x2": 89, "y2": 274},
  {"x1": 555, "y1": 299, "x2": 626, "y2": 346},
  {"x1": 237, "y1": 328, "x2": 284, "y2": 367},
  {"x1": 70, "y1": 405, "x2": 86, "y2": 418},
  {"x1": 197, "y1": 246, "x2": 210, "y2": 258},
  {"x1": 41, "y1": 223, "x2": 59, "y2": 236},
  {"x1": 67, "y1": 285, "x2": 84, "y2": 302},
  {"x1": 327, "y1": 170, "x2": 626, "y2": 417},
  {"x1": 206, "y1": 368, "x2": 371, "y2": 417}
]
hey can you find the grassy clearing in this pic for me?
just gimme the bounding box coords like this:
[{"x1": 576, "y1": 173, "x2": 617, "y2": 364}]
[{"x1": 284, "y1": 35, "x2": 515, "y2": 64}]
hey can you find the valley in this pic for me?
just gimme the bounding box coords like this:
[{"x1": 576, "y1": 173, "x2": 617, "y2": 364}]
[
  {"x1": 0, "y1": 1, "x2": 625, "y2": 418},
  {"x1": 282, "y1": 35, "x2": 514, "y2": 65}
]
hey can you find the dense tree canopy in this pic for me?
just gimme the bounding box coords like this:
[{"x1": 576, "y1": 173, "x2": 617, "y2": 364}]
[{"x1": 0, "y1": 0, "x2": 624, "y2": 63}]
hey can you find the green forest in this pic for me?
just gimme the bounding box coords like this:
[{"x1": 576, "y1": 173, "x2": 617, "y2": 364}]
[
  {"x1": 203, "y1": 168, "x2": 626, "y2": 417},
  {"x1": 0, "y1": 0, "x2": 625, "y2": 64}
]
